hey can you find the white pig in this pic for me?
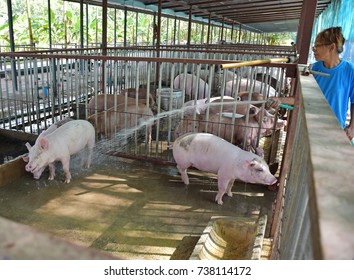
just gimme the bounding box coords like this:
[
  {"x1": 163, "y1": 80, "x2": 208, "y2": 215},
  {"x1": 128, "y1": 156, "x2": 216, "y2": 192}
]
[
  {"x1": 225, "y1": 79, "x2": 277, "y2": 97},
  {"x1": 173, "y1": 73, "x2": 209, "y2": 100},
  {"x1": 24, "y1": 120, "x2": 95, "y2": 183},
  {"x1": 172, "y1": 132, "x2": 277, "y2": 205},
  {"x1": 23, "y1": 117, "x2": 73, "y2": 179},
  {"x1": 182, "y1": 96, "x2": 236, "y2": 116}
]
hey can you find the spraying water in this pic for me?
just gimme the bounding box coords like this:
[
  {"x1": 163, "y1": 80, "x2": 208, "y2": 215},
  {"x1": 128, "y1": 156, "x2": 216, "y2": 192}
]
[{"x1": 93, "y1": 98, "x2": 270, "y2": 156}]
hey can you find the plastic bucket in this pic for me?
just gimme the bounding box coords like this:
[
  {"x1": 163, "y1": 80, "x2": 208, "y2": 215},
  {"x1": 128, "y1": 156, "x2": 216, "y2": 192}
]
[{"x1": 159, "y1": 88, "x2": 183, "y2": 111}]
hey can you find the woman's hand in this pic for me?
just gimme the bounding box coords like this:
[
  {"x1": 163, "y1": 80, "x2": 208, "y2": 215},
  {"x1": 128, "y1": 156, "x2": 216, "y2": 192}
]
[
  {"x1": 345, "y1": 125, "x2": 354, "y2": 141},
  {"x1": 267, "y1": 98, "x2": 282, "y2": 109}
]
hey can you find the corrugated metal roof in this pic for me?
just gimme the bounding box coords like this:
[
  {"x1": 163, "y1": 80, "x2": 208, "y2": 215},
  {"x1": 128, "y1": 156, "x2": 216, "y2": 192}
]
[{"x1": 76, "y1": 0, "x2": 333, "y2": 33}]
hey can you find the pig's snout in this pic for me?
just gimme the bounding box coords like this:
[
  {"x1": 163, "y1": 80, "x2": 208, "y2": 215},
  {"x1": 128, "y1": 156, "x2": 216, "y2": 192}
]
[
  {"x1": 269, "y1": 177, "x2": 278, "y2": 185},
  {"x1": 25, "y1": 163, "x2": 33, "y2": 172},
  {"x1": 25, "y1": 163, "x2": 38, "y2": 174},
  {"x1": 267, "y1": 179, "x2": 279, "y2": 192}
]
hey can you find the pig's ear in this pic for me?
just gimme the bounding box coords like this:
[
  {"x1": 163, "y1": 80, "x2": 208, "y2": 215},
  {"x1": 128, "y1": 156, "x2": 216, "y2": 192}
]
[
  {"x1": 25, "y1": 142, "x2": 32, "y2": 151},
  {"x1": 39, "y1": 137, "x2": 49, "y2": 150},
  {"x1": 248, "y1": 158, "x2": 265, "y2": 172},
  {"x1": 246, "y1": 158, "x2": 260, "y2": 168},
  {"x1": 22, "y1": 153, "x2": 29, "y2": 162},
  {"x1": 249, "y1": 158, "x2": 257, "y2": 167},
  {"x1": 249, "y1": 106, "x2": 259, "y2": 117}
]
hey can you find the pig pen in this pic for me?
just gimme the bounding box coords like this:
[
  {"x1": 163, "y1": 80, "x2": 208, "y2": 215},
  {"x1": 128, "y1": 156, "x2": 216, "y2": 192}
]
[
  {"x1": 0, "y1": 46, "x2": 296, "y2": 259},
  {"x1": 0, "y1": 134, "x2": 276, "y2": 260}
]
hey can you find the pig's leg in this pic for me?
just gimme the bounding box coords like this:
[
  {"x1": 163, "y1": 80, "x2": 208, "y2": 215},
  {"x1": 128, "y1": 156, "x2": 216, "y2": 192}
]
[
  {"x1": 226, "y1": 179, "x2": 235, "y2": 197},
  {"x1": 215, "y1": 178, "x2": 231, "y2": 205},
  {"x1": 176, "y1": 164, "x2": 190, "y2": 185},
  {"x1": 61, "y1": 157, "x2": 72, "y2": 183},
  {"x1": 86, "y1": 147, "x2": 93, "y2": 168},
  {"x1": 147, "y1": 125, "x2": 152, "y2": 144},
  {"x1": 48, "y1": 163, "x2": 56, "y2": 180},
  {"x1": 85, "y1": 138, "x2": 95, "y2": 168}
]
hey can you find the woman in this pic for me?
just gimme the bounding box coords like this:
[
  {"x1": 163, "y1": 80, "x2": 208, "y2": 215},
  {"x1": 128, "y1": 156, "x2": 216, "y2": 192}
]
[
  {"x1": 312, "y1": 26, "x2": 354, "y2": 139},
  {"x1": 270, "y1": 27, "x2": 354, "y2": 140}
]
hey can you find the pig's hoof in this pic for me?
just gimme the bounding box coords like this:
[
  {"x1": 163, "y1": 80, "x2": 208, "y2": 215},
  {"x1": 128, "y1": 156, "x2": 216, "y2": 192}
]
[
  {"x1": 227, "y1": 191, "x2": 233, "y2": 197},
  {"x1": 215, "y1": 196, "x2": 224, "y2": 205},
  {"x1": 48, "y1": 176, "x2": 54, "y2": 181}
]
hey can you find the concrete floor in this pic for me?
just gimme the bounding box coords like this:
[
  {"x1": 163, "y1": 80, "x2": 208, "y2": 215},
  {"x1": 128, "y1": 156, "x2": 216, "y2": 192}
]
[{"x1": 0, "y1": 148, "x2": 276, "y2": 260}]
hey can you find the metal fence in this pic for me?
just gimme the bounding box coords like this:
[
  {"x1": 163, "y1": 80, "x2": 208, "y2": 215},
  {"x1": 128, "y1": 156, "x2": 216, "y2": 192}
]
[{"x1": 0, "y1": 46, "x2": 296, "y2": 167}]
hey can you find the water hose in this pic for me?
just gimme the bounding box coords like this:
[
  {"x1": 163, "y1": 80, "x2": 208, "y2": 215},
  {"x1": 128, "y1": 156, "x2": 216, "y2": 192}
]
[{"x1": 267, "y1": 99, "x2": 294, "y2": 110}]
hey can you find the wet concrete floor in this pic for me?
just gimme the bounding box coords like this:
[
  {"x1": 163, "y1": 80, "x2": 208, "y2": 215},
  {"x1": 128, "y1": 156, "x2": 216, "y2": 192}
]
[{"x1": 0, "y1": 149, "x2": 276, "y2": 260}]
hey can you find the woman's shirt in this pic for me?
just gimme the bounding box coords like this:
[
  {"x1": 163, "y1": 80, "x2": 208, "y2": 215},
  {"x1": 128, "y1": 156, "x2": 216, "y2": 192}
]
[{"x1": 312, "y1": 59, "x2": 354, "y2": 128}]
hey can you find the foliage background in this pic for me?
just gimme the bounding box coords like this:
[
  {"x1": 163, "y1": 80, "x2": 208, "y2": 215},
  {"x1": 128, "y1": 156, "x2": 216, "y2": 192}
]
[{"x1": 0, "y1": 0, "x2": 294, "y2": 50}]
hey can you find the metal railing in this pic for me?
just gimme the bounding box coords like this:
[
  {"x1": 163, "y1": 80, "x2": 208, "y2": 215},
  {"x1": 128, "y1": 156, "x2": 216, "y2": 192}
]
[{"x1": 0, "y1": 48, "x2": 294, "y2": 166}]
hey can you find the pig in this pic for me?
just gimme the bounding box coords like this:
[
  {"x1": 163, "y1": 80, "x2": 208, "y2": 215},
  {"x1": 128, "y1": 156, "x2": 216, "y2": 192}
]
[
  {"x1": 120, "y1": 87, "x2": 155, "y2": 109},
  {"x1": 182, "y1": 96, "x2": 259, "y2": 118},
  {"x1": 219, "y1": 109, "x2": 287, "y2": 156},
  {"x1": 254, "y1": 68, "x2": 290, "y2": 94},
  {"x1": 24, "y1": 120, "x2": 95, "y2": 183},
  {"x1": 88, "y1": 103, "x2": 153, "y2": 141},
  {"x1": 207, "y1": 96, "x2": 262, "y2": 116},
  {"x1": 182, "y1": 96, "x2": 236, "y2": 116},
  {"x1": 172, "y1": 132, "x2": 277, "y2": 205},
  {"x1": 173, "y1": 107, "x2": 286, "y2": 156},
  {"x1": 237, "y1": 91, "x2": 265, "y2": 105},
  {"x1": 88, "y1": 94, "x2": 153, "y2": 116},
  {"x1": 22, "y1": 117, "x2": 73, "y2": 180},
  {"x1": 225, "y1": 79, "x2": 277, "y2": 97},
  {"x1": 199, "y1": 69, "x2": 237, "y2": 94},
  {"x1": 173, "y1": 73, "x2": 209, "y2": 100}
]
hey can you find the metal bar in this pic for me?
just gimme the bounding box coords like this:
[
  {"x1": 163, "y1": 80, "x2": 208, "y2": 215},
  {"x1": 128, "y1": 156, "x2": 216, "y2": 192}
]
[{"x1": 221, "y1": 57, "x2": 290, "y2": 69}]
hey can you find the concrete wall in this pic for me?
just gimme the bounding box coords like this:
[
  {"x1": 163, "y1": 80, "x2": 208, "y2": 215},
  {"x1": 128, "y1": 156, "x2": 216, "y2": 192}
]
[{"x1": 272, "y1": 66, "x2": 354, "y2": 259}]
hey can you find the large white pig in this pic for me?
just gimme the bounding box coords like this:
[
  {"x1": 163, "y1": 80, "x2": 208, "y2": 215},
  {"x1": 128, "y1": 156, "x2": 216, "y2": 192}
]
[
  {"x1": 173, "y1": 73, "x2": 209, "y2": 100},
  {"x1": 182, "y1": 96, "x2": 236, "y2": 116},
  {"x1": 88, "y1": 94, "x2": 153, "y2": 116},
  {"x1": 88, "y1": 103, "x2": 153, "y2": 141},
  {"x1": 225, "y1": 79, "x2": 277, "y2": 97},
  {"x1": 121, "y1": 87, "x2": 155, "y2": 109},
  {"x1": 24, "y1": 120, "x2": 95, "y2": 183},
  {"x1": 23, "y1": 117, "x2": 73, "y2": 179},
  {"x1": 172, "y1": 133, "x2": 277, "y2": 205},
  {"x1": 173, "y1": 108, "x2": 286, "y2": 156},
  {"x1": 199, "y1": 69, "x2": 237, "y2": 94}
]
